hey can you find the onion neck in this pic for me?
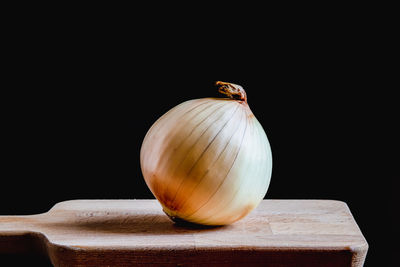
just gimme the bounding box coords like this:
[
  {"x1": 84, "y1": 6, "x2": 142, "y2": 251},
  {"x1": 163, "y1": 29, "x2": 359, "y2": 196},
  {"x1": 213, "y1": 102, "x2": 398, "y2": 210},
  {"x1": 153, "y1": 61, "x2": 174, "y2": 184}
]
[{"x1": 216, "y1": 81, "x2": 247, "y2": 103}]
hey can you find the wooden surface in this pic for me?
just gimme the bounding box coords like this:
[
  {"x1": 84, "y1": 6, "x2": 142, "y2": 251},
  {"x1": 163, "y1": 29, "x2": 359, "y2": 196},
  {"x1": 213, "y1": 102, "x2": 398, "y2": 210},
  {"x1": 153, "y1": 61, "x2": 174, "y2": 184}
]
[{"x1": 0, "y1": 199, "x2": 368, "y2": 267}]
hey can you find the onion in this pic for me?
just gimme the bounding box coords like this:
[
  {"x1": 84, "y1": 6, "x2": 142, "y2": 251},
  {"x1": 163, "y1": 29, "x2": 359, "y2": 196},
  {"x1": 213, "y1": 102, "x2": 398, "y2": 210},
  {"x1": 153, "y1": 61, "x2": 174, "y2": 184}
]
[{"x1": 140, "y1": 81, "x2": 272, "y2": 225}]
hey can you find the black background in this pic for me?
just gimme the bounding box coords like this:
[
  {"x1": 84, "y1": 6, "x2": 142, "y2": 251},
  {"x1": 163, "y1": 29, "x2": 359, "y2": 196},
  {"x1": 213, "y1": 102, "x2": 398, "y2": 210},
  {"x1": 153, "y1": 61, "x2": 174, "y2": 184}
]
[{"x1": 1, "y1": 7, "x2": 395, "y2": 267}]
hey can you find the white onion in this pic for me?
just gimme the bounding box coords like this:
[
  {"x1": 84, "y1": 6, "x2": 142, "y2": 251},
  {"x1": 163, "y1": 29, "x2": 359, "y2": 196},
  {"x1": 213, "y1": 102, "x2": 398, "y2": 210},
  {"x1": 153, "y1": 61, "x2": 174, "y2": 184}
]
[{"x1": 140, "y1": 81, "x2": 272, "y2": 225}]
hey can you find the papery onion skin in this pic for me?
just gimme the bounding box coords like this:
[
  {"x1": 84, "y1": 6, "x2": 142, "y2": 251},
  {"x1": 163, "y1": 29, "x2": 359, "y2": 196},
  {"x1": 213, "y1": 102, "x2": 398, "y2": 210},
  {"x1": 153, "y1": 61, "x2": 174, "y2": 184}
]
[{"x1": 140, "y1": 82, "x2": 272, "y2": 225}]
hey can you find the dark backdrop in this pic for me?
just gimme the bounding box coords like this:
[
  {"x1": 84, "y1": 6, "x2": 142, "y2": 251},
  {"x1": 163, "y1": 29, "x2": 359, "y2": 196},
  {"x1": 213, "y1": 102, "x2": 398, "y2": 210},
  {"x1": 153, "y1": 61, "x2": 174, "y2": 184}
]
[{"x1": 1, "y1": 10, "x2": 395, "y2": 267}]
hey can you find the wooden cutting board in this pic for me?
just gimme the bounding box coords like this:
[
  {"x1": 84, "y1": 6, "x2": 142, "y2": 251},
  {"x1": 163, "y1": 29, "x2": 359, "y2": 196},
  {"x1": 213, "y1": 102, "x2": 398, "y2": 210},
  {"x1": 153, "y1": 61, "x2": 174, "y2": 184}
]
[{"x1": 0, "y1": 199, "x2": 368, "y2": 267}]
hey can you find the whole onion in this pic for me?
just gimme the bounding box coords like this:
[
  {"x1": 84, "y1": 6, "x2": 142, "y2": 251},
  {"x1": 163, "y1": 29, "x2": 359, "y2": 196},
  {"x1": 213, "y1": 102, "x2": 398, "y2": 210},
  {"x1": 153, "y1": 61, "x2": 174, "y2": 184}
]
[{"x1": 140, "y1": 81, "x2": 272, "y2": 225}]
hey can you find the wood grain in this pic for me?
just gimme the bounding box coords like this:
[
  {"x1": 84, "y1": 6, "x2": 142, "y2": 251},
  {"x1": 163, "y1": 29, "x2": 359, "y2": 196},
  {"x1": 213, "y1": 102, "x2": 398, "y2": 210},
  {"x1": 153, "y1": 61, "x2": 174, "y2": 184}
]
[{"x1": 0, "y1": 199, "x2": 368, "y2": 267}]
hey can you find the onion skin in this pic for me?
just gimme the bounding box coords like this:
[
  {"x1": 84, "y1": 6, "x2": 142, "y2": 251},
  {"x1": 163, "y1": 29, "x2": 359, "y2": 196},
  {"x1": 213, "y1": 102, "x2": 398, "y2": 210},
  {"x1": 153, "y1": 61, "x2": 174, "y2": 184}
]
[{"x1": 140, "y1": 82, "x2": 272, "y2": 225}]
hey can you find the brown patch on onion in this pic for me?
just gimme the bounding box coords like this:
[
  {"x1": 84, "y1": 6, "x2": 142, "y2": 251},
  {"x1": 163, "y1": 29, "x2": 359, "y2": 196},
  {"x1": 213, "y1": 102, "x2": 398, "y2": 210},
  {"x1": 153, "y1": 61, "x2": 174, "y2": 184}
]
[{"x1": 216, "y1": 81, "x2": 247, "y2": 103}]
